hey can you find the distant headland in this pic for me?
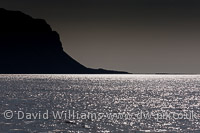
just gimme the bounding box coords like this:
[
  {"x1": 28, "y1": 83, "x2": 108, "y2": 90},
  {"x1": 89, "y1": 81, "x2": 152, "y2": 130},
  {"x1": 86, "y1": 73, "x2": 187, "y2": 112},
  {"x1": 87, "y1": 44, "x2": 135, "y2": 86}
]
[{"x1": 0, "y1": 8, "x2": 129, "y2": 74}]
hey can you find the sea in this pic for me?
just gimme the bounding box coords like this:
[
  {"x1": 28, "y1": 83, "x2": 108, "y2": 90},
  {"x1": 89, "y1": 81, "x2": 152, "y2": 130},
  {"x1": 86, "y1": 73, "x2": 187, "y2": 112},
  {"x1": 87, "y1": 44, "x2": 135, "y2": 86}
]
[{"x1": 0, "y1": 74, "x2": 200, "y2": 132}]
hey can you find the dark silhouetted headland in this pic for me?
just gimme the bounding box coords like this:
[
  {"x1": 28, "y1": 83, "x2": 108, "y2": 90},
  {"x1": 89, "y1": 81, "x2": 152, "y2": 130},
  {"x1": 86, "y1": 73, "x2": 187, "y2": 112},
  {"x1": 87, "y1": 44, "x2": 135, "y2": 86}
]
[{"x1": 0, "y1": 8, "x2": 129, "y2": 74}]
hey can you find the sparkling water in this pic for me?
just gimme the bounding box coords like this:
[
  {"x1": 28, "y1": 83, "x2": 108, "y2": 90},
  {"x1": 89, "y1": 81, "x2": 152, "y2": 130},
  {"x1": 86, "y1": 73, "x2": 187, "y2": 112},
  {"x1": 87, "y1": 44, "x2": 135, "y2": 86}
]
[{"x1": 0, "y1": 74, "x2": 200, "y2": 132}]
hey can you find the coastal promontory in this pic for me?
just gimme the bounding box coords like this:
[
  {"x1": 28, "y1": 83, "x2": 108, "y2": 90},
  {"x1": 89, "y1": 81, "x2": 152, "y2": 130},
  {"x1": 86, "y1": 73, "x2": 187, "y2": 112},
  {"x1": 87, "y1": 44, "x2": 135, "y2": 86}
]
[{"x1": 0, "y1": 8, "x2": 128, "y2": 74}]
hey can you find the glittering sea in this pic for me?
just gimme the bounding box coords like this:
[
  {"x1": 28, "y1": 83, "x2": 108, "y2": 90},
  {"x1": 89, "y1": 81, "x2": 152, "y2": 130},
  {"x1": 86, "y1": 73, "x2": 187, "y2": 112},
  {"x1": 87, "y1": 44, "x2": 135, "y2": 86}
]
[{"x1": 1, "y1": 74, "x2": 200, "y2": 132}]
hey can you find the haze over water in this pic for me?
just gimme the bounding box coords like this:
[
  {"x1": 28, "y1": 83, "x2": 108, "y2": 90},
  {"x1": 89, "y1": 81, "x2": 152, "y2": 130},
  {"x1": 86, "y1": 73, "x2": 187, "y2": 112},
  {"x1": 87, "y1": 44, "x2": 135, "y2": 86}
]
[{"x1": 0, "y1": 74, "x2": 200, "y2": 132}]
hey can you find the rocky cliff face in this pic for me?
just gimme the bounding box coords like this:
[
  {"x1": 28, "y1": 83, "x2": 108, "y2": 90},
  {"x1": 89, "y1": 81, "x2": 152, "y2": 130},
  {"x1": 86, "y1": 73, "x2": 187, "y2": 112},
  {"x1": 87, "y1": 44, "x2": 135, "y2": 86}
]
[{"x1": 0, "y1": 8, "x2": 128, "y2": 74}]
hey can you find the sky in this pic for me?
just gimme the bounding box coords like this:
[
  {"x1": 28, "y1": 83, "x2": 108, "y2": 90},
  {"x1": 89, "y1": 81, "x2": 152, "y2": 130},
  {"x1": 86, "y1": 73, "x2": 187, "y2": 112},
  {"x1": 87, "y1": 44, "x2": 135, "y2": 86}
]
[{"x1": 1, "y1": 0, "x2": 200, "y2": 73}]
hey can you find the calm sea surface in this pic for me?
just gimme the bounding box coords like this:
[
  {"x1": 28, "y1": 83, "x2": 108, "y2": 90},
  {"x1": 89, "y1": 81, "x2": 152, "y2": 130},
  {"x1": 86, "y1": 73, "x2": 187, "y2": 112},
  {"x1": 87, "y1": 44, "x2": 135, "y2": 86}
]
[{"x1": 0, "y1": 74, "x2": 200, "y2": 132}]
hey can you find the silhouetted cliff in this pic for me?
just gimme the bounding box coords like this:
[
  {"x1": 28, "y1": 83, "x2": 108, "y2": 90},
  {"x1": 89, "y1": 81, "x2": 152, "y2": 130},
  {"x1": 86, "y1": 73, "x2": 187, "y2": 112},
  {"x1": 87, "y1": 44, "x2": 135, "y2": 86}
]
[{"x1": 0, "y1": 8, "x2": 129, "y2": 74}]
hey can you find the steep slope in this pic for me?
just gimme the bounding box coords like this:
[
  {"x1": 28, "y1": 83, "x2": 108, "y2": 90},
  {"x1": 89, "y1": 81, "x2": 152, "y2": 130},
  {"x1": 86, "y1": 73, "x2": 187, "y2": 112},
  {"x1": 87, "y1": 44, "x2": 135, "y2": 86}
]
[{"x1": 0, "y1": 8, "x2": 129, "y2": 74}]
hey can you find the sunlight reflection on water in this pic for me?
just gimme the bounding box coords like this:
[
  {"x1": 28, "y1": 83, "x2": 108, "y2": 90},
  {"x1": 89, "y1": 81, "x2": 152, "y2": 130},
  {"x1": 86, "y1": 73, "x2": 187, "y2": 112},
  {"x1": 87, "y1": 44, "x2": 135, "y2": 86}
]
[{"x1": 0, "y1": 74, "x2": 200, "y2": 132}]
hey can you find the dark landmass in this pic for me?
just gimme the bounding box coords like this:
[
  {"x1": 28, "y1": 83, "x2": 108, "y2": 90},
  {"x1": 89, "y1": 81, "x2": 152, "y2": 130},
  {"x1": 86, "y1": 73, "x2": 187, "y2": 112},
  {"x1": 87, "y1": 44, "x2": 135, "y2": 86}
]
[{"x1": 0, "y1": 8, "x2": 129, "y2": 74}]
